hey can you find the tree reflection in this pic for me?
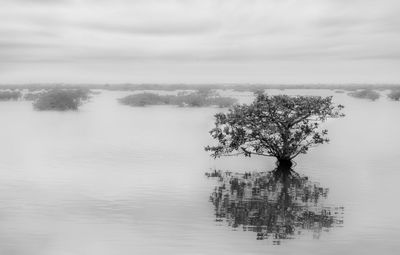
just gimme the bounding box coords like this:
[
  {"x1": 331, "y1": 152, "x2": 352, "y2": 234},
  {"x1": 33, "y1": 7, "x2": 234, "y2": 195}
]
[{"x1": 207, "y1": 170, "x2": 344, "y2": 244}]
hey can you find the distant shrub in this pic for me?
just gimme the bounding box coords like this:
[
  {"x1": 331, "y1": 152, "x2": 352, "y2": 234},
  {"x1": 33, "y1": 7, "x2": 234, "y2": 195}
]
[
  {"x1": 388, "y1": 90, "x2": 400, "y2": 101},
  {"x1": 33, "y1": 89, "x2": 90, "y2": 111},
  {"x1": 335, "y1": 90, "x2": 345, "y2": 93},
  {"x1": 348, "y1": 89, "x2": 380, "y2": 101},
  {"x1": 118, "y1": 93, "x2": 171, "y2": 106},
  {"x1": 119, "y1": 90, "x2": 237, "y2": 108},
  {"x1": 0, "y1": 91, "x2": 22, "y2": 101}
]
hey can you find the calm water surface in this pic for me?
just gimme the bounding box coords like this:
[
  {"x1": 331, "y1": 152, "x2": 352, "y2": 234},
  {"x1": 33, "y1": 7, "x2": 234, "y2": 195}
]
[{"x1": 0, "y1": 90, "x2": 399, "y2": 255}]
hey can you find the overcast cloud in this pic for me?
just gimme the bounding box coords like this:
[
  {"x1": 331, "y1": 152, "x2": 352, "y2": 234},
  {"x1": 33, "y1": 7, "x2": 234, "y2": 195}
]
[{"x1": 0, "y1": 0, "x2": 399, "y2": 83}]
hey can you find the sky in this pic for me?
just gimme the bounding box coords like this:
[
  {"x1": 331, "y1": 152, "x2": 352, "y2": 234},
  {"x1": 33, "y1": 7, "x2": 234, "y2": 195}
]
[{"x1": 0, "y1": 0, "x2": 399, "y2": 84}]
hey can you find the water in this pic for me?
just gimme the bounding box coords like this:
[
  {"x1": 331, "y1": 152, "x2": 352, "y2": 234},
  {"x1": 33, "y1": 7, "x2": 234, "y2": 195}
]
[
  {"x1": 208, "y1": 170, "x2": 345, "y2": 244},
  {"x1": 0, "y1": 89, "x2": 399, "y2": 254}
]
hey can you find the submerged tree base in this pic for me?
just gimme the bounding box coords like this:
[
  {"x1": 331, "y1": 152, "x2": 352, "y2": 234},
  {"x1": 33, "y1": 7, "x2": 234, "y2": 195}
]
[
  {"x1": 273, "y1": 159, "x2": 298, "y2": 179},
  {"x1": 271, "y1": 168, "x2": 299, "y2": 180}
]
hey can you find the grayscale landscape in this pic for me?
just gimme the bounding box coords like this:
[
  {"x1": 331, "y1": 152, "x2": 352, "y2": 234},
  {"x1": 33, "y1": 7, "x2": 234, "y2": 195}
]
[{"x1": 1, "y1": 1, "x2": 400, "y2": 255}]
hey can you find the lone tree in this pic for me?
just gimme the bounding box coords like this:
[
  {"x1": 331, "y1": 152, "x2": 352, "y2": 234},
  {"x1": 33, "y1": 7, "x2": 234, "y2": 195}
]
[{"x1": 205, "y1": 92, "x2": 344, "y2": 173}]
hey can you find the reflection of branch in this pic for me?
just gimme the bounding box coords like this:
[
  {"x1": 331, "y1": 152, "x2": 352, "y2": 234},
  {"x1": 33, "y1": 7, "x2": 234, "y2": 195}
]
[{"x1": 208, "y1": 170, "x2": 344, "y2": 243}]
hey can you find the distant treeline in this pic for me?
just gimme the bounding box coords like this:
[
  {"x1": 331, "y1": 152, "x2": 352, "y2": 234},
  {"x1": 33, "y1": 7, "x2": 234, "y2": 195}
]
[
  {"x1": 1, "y1": 83, "x2": 400, "y2": 92},
  {"x1": 2, "y1": 86, "x2": 400, "y2": 110}
]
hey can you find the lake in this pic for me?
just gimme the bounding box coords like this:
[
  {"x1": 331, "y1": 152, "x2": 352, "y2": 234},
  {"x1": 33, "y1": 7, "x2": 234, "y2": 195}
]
[{"x1": 0, "y1": 89, "x2": 399, "y2": 255}]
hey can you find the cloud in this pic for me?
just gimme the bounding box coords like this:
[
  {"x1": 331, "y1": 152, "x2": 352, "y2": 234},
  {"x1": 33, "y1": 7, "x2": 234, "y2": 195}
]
[
  {"x1": 0, "y1": 41, "x2": 53, "y2": 49},
  {"x1": 83, "y1": 20, "x2": 219, "y2": 36},
  {"x1": 0, "y1": 0, "x2": 399, "y2": 82},
  {"x1": 4, "y1": 0, "x2": 70, "y2": 4}
]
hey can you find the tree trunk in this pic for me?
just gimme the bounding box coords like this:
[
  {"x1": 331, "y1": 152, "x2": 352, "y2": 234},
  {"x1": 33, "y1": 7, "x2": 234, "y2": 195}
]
[{"x1": 276, "y1": 158, "x2": 293, "y2": 174}]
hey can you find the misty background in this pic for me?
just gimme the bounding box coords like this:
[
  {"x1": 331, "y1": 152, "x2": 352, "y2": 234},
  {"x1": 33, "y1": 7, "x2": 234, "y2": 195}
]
[{"x1": 1, "y1": 0, "x2": 399, "y2": 84}]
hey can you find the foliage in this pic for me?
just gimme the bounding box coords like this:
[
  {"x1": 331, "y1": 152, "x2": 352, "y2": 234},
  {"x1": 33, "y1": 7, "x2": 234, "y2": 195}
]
[
  {"x1": 118, "y1": 90, "x2": 237, "y2": 108},
  {"x1": 348, "y1": 89, "x2": 380, "y2": 101},
  {"x1": 388, "y1": 90, "x2": 400, "y2": 101},
  {"x1": 0, "y1": 91, "x2": 22, "y2": 101},
  {"x1": 33, "y1": 89, "x2": 90, "y2": 111},
  {"x1": 205, "y1": 93, "x2": 344, "y2": 163}
]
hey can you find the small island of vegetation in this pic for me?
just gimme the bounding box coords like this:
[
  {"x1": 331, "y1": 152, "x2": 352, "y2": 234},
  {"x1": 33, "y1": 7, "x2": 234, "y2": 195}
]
[
  {"x1": 348, "y1": 89, "x2": 380, "y2": 101},
  {"x1": 33, "y1": 89, "x2": 90, "y2": 111},
  {"x1": 388, "y1": 90, "x2": 400, "y2": 101},
  {"x1": 0, "y1": 90, "x2": 22, "y2": 101},
  {"x1": 118, "y1": 90, "x2": 237, "y2": 108}
]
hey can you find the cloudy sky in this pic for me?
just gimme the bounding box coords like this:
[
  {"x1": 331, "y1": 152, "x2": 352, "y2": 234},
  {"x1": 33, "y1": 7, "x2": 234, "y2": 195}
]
[{"x1": 1, "y1": 0, "x2": 399, "y2": 84}]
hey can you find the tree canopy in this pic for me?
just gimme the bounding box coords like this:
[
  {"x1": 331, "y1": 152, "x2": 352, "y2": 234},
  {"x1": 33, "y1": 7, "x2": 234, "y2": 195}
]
[{"x1": 205, "y1": 93, "x2": 344, "y2": 167}]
